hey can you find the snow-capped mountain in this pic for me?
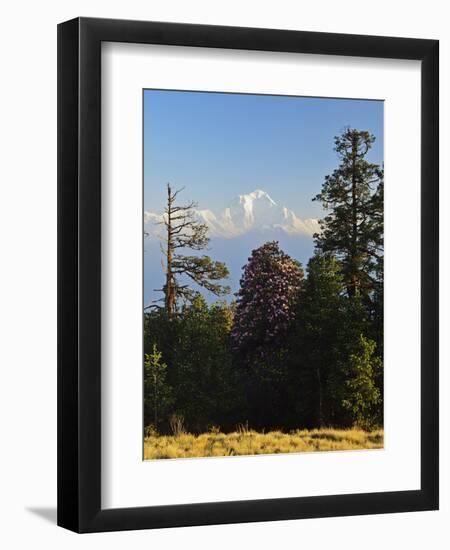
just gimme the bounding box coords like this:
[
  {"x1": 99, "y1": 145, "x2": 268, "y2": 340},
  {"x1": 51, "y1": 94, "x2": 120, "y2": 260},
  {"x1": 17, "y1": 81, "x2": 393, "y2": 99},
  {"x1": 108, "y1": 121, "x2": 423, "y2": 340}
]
[{"x1": 144, "y1": 190, "x2": 320, "y2": 239}]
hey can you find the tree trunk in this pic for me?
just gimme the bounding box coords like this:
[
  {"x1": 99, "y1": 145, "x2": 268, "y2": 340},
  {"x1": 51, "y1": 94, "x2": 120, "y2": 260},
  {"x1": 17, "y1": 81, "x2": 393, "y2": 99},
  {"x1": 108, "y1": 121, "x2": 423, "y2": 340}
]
[
  {"x1": 165, "y1": 184, "x2": 175, "y2": 319},
  {"x1": 348, "y1": 135, "x2": 359, "y2": 298}
]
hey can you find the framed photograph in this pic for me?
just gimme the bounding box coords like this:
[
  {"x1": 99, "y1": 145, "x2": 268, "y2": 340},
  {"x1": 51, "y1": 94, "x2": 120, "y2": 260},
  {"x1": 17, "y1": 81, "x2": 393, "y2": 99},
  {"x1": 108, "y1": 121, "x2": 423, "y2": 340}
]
[{"x1": 57, "y1": 17, "x2": 439, "y2": 532}]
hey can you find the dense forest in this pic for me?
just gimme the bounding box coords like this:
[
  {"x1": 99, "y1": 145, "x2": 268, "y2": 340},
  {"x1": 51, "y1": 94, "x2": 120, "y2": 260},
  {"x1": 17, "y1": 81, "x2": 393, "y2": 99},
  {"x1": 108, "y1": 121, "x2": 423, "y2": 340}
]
[{"x1": 144, "y1": 128, "x2": 384, "y2": 436}]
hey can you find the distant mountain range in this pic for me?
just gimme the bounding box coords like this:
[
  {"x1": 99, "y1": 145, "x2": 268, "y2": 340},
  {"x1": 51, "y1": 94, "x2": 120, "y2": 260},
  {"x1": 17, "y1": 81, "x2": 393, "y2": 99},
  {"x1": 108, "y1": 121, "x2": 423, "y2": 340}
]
[
  {"x1": 144, "y1": 189, "x2": 320, "y2": 239},
  {"x1": 144, "y1": 190, "x2": 320, "y2": 304}
]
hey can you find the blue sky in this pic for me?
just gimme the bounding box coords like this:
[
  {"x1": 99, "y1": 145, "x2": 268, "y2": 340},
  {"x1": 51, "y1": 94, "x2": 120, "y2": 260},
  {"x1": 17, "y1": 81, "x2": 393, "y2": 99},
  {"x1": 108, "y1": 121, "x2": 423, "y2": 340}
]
[
  {"x1": 143, "y1": 90, "x2": 384, "y2": 305},
  {"x1": 144, "y1": 90, "x2": 384, "y2": 218}
]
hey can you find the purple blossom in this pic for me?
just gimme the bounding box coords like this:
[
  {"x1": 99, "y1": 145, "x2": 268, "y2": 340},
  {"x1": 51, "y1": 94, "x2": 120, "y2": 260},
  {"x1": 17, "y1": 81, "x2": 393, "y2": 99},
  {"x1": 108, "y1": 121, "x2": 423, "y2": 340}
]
[{"x1": 230, "y1": 241, "x2": 303, "y2": 356}]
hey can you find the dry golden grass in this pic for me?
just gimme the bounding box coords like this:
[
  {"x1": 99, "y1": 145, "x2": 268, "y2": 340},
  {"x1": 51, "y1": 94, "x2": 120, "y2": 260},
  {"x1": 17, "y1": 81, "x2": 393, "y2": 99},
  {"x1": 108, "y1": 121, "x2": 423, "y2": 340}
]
[{"x1": 143, "y1": 427, "x2": 384, "y2": 460}]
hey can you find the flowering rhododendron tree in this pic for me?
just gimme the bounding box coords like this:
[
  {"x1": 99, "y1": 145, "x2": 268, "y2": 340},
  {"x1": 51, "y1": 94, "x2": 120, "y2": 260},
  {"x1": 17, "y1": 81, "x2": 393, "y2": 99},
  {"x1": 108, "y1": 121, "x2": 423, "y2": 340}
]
[{"x1": 231, "y1": 241, "x2": 303, "y2": 361}]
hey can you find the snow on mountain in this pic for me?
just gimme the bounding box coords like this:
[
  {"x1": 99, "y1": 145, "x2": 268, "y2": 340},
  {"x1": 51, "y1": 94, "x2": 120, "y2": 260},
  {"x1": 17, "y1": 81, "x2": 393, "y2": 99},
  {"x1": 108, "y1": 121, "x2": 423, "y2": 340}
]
[{"x1": 144, "y1": 190, "x2": 320, "y2": 239}]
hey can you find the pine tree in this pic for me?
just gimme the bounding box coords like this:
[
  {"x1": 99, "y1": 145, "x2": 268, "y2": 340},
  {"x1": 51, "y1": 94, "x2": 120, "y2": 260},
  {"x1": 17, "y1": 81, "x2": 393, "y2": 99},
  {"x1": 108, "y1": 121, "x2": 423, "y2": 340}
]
[
  {"x1": 341, "y1": 335, "x2": 382, "y2": 430},
  {"x1": 159, "y1": 184, "x2": 230, "y2": 318},
  {"x1": 144, "y1": 344, "x2": 173, "y2": 431},
  {"x1": 313, "y1": 128, "x2": 383, "y2": 301},
  {"x1": 293, "y1": 253, "x2": 344, "y2": 427}
]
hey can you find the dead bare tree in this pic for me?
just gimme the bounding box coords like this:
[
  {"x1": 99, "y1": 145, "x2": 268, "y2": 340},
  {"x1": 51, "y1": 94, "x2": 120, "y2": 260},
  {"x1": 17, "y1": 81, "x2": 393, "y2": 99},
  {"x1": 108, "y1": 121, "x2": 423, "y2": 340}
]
[{"x1": 157, "y1": 183, "x2": 230, "y2": 318}]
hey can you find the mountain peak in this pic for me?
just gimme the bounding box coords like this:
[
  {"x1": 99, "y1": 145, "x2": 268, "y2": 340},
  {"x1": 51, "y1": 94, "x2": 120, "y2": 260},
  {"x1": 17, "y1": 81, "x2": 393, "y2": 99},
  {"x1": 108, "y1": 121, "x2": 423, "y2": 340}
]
[
  {"x1": 242, "y1": 189, "x2": 276, "y2": 204},
  {"x1": 144, "y1": 190, "x2": 319, "y2": 239}
]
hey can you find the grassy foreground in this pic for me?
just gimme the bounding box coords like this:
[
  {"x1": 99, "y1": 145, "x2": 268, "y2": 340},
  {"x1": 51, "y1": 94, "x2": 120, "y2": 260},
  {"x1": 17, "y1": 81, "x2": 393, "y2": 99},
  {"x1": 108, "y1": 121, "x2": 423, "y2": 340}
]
[{"x1": 143, "y1": 428, "x2": 384, "y2": 460}]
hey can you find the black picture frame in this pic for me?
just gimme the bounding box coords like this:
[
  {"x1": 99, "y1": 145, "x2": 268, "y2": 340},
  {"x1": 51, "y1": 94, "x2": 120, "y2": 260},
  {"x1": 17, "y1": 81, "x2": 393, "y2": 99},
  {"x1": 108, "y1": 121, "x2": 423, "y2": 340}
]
[{"x1": 57, "y1": 17, "x2": 439, "y2": 533}]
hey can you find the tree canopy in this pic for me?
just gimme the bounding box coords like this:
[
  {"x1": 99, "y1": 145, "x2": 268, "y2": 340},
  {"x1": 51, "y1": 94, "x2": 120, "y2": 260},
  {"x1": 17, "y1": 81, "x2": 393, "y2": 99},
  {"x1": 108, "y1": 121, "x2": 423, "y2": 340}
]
[
  {"x1": 144, "y1": 128, "x2": 384, "y2": 435},
  {"x1": 313, "y1": 128, "x2": 383, "y2": 303}
]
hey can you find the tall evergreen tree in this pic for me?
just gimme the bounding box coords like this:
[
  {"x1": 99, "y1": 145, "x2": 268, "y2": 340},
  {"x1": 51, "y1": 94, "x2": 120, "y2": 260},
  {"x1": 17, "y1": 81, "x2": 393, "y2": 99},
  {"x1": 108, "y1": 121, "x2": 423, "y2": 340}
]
[
  {"x1": 158, "y1": 184, "x2": 230, "y2": 318},
  {"x1": 341, "y1": 335, "x2": 382, "y2": 430},
  {"x1": 292, "y1": 253, "x2": 344, "y2": 427},
  {"x1": 313, "y1": 129, "x2": 383, "y2": 302},
  {"x1": 144, "y1": 344, "x2": 173, "y2": 432}
]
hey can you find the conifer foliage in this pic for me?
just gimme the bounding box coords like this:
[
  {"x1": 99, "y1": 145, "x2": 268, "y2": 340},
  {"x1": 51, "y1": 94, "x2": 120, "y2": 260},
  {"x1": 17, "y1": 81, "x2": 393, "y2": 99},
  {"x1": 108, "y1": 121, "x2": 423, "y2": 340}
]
[
  {"x1": 313, "y1": 128, "x2": 383, "y2": 302},
  {"x1": 143, "y1": 128, "x2": 384, "y2": 437}
]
